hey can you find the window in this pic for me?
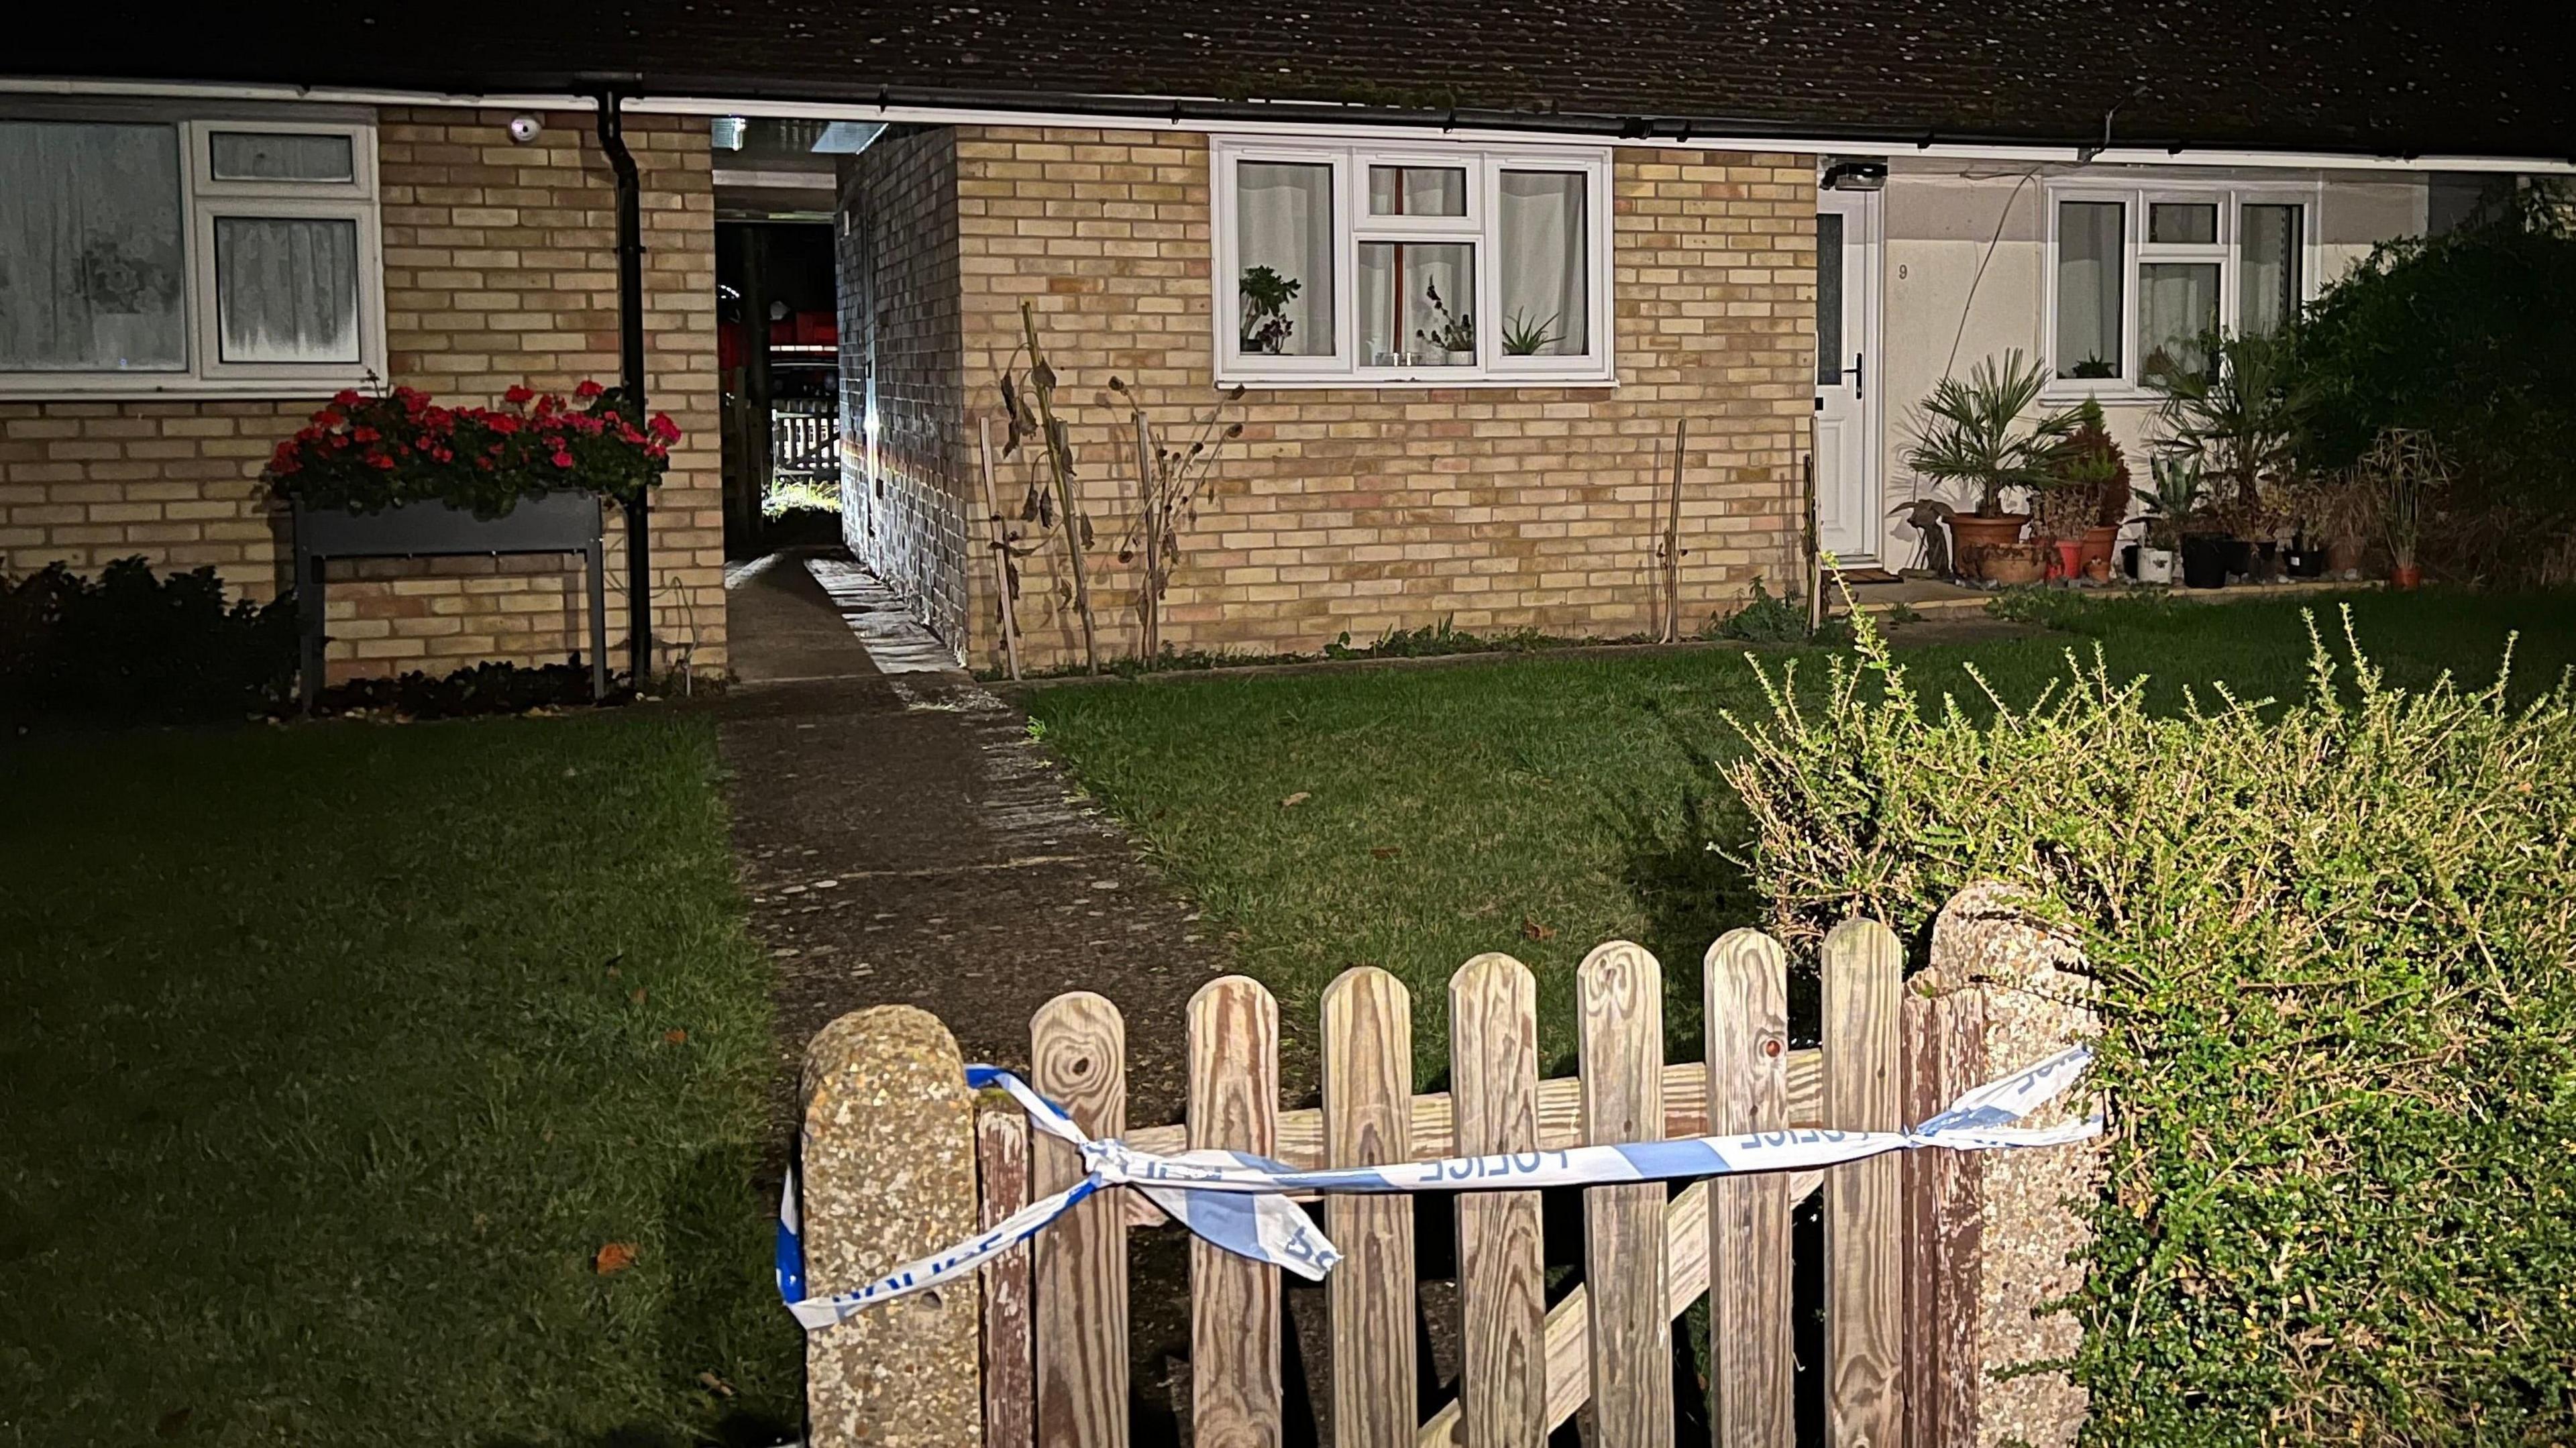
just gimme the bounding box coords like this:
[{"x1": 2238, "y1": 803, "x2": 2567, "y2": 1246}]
[
  {"x1": 2047, "y1": 186, "x2": 2310, "y2": 392},
  {"x1": 0, "y1": 110, "x2": 382, "y2": 395},
  {"x1": 1216, "y1": 141, "x2": 1613, "y2": 384}
]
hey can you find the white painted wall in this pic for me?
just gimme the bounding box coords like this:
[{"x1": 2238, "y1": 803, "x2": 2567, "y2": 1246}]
[{"x1": 1865, "y1": 159, "x2": 2424, "y2": 565}]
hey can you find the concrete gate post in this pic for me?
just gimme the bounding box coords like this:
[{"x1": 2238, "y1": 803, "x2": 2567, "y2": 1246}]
[{"x1": 800, "y1": 1005, "x2": 981, "y2": 1447}]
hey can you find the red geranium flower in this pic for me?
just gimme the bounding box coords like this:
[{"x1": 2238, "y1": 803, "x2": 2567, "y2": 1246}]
[
  {"x1": 645, "y1": 414, "x2": 681, "y2": 444},
  {"x1": 503, "y1": 384, "x2": 536, "y2": 406},
  {"x1": 574, "y1": 379, "x2": 604, "y2": 400},
  {"x1": 333, "y1": 389, "x2": 363, "y2": 406}
]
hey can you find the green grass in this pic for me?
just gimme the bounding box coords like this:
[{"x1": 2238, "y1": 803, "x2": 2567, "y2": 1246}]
[
  {"x1": 0, "y1": 714, "x2": 800, "y2": 1447},
  {"x1": 1024, "y1": 588, "x2": 2576, "y2": 1089}
]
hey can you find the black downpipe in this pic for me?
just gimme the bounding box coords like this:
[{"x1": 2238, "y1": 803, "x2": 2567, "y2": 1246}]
[{"x1": 596, "y1": 91, "x2": 652, "y2": 685}]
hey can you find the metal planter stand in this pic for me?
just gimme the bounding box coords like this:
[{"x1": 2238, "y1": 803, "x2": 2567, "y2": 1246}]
[{"x1": 292, "y1": 492, "x2": 608, "y2": 708}]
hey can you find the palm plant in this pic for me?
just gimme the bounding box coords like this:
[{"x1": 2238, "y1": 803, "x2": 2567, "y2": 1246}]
[
  {"x1": 2147, "y1": 329, "x2": 2308, "y2": 527},
  {"x1": 1903, "y1": 350, "x2": 2075, "y2": 517}
]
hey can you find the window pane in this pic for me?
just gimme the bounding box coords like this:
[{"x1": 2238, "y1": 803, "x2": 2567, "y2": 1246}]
[
  {"x1": 2240, "y1": 204, "x2": 2302, "y2": 335},
  {"x1": 210, "y1": 131, "x2": 356, "y2": 183},
  {"x1": 0, "y1": 120, "x2": 186, "y2": 373},
  {"x1": 1358, "y1": 242, "x2": 1475, "y2": 366},
  {"x1": 1236, "y1": 161, "x2": 1335, "y2": 357},
  {"x1": 2055, "y1": 201, "x2": 2124, "y2": 379},
  {"x1": 2149, "y1": 202, "x2": 2218, "y2": 245},
  {"x1": 1498, "y1": 170, "x2": 1587, "y2": 358},
  {"x1": 1813, "y1": 211, "x2": 1844, "y2": 384},
  {"x1": 2141, "y1": 262, "x2": 2220, "y2": 382},
  {"x1": 1366, "y1": 166, "x2": 1466, "y2": 217},
  {"x1": 215, "y1": 216, "x2": 361, "y2": 364}
]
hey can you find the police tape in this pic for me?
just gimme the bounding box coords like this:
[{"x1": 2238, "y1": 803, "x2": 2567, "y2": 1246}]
[{"x1": 776, "y1": 1046, "x2": 2099, "y2": 1330}]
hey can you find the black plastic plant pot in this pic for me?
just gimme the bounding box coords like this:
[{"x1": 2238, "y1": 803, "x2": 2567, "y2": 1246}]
[{"x1": 2180, "y1": 535, "x2": 2234, "y2": 589}]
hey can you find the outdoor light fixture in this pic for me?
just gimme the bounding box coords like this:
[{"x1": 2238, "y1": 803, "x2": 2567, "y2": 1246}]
[
  {"x1": 506, "y1": 113, "x2": 544, "y2": 145},
  {"x1": 1822, "y1": 159, "x2": 1888, "y2": 191}
]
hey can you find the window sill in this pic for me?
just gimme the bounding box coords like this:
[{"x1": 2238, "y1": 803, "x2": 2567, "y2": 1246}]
[
  {"x1": 2040, "y1": 381, "x2": 2162, "y2": 407},
  {"x1": 0, "y1": 376, "x2": 375, "y2": 404},
  {"x1": 1216, "y1": 370, "x2": 1620, "y2": 391}
]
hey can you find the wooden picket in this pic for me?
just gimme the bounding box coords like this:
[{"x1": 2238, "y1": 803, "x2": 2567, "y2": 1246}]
[{"x1": 979, "y1": 922, "x2": 2013, "y2": 1447}]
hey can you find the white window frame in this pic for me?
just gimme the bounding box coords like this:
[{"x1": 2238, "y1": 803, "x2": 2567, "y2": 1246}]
[
  {"x1": 1213, "y1": 136, "x2": 1616, "y2": 388},
  {"x1": 2042, "y1": 179, "x2": 2318, "y2": 401},
  {"x1": 0, "y1": 104, "x2": 385, "y2": 398}
]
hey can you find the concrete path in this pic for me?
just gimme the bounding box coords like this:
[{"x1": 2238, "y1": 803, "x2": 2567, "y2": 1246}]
[{"x1": 718, "y1": 553, "x2": 1228, "y2": 1127}]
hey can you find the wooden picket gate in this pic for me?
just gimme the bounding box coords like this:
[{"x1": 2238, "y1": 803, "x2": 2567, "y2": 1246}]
[{"x1": 949, "y1": 918, "x2": 1998, "y2": 1448}]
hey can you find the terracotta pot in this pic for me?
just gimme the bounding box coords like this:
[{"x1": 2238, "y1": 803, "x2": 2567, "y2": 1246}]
[
  {"x1": 2078, "y1": 524, "x2": 2121, "y2": 570},
  {"x1": 2053, "y1": 539, "x2": 2084, "y2": 579},
  {"x1": 2392, "y1": 563, "x2": 2423, "y2": 590},
  {"x1": 1980, "y1": 545, "x2": 2050, "y2": 586},
  {"x1": 2083, "y1": 557, "x2": 2114, "y2": 583},
  {"x1": 1948, "y1": 512, "x2": 2031, "y2": 579}
]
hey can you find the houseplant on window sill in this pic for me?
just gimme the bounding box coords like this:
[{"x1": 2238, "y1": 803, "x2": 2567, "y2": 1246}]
[
  {"x1": 266, "y1": 382, "x2": 678, "y2": 535},
  {"x1": 1901, "y1": 351, "x2": 2072, "y2": 582},
  {"x1": 1414, "y1": 282, "x2": 1477, "y2": 366}
]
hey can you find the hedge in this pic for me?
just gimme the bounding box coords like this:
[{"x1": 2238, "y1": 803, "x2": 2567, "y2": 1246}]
[{"x1": 1721, "y1": 610, "x2": 2576, "y2": 1444}]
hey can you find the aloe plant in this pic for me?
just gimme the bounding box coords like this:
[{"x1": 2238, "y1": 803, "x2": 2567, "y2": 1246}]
[
  {"x1": 1501, "y1": 309, "x2": 1563, "y2": 356},
  {"x1": 1902, "y1": 351, "x2": 2076, "y2": 517}
]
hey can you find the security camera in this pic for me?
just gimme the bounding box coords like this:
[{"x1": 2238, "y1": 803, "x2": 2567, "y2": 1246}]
[{"x1": 506, "y1": 114, "x2": 544, "y2": 145}]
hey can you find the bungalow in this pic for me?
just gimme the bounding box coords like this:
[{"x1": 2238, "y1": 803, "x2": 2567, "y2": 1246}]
[{"x1": 7, "y1": 5, "x2": 2569, "y2": 677}]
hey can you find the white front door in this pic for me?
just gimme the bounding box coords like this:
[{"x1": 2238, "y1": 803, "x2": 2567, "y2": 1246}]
[{"x1": 1813, "y1": 188, "x2": 1882, "y2": 563}]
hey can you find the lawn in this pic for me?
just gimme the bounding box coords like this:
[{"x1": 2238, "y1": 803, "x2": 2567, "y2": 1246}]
[
  {"x1": 1024, "y1": 588, "x2": 2576, "y2": 1089},
  {"x1": 0, "y1": 714, "x2": 800, "y2": 1447}
]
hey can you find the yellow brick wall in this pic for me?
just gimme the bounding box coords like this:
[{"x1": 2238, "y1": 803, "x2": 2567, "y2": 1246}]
[
  {"x1": 0, "y1": 106, "x2": 723, "y2": 684},
  {"x1": 931, "y1": 127, "x2": 1815, "y2": 671}
]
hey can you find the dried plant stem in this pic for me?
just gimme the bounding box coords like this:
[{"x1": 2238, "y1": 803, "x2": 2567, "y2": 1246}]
[
  {"x1": 1019, "y1": 300, "x2": 1097, "y2": 673},
  {"x1": 1645, "y1": 433, "x2": 1665, "y2": 640},
  {"x1": 1663, "y1": 416, "x2": 1686, "y2": 643},
  {"x1": 1132, "y1": 412, "x2": 1161, "y2": 661},
  {"x1": 975, "y1": 413, "x2": 1023, "y2": 681}
]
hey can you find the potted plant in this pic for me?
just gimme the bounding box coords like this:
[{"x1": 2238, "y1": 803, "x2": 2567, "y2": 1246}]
[
  {"x1": 2131, "y1": 455, "x2": 2201, "y2": 585},
  {"x1": 2362, "y1": 427, "x2": 2447, "y2": 590},
  {"x1": 2048, "y1": 398, "x2": 2131, "y2": 577},
  {"x1": 2148, "y1": 329, "x2": 2306, "y2": 586},
  {"x1": 2302, "y1": 472, "x2": 2376, "y2": 578},
  {"x1": 1414, "y1": 281, "x2": 1476, "y2": 364},
  {"x1": 1501, "y1": 309, "x2": 1563, "y2": 357},
  {"x1": 267, "y1": 382, "x2": 676, "y2": 526},
  {"x1": 1239, "y1": 266, "x2": 1302, "y2": 354},
  {"x1": 2033, "y1": 473, "x2": 2097, "y2": 582},
  {"x1": 1902, "y1": 351, "x2": 2074, "y2": 581}
]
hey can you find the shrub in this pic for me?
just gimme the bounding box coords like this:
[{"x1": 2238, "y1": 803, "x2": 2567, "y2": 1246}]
[
  {"x1": 1701, "y1": 577, "x2": 1853, "y2": 645},
  {"x1": 264, "y1": 382, "x2": 680, "y2": 518},
  {"x1": 2290, "y1": 189, "x2": 2576, "y2": 582},
  {"x1": 1720, "y1": 610, "x2": 2576, "y2": 1444},
  {"x1": 313, "y1": 659, "x2": 619, "y2": 719},
  {"x1": 2, "y1": 559, "x2": 299, "y2": 725}
]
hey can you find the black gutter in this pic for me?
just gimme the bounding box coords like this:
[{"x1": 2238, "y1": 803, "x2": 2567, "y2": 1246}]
[{"x1": 594, "y1": 89, "x2": 651, "y2": 687}]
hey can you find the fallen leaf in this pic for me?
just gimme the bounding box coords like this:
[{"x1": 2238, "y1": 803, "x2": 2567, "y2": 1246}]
[
  {"x1": 594, "y1": 1241, "x2": 639, "y2": 1274},
  {"x1": 1520, "y1": 918, "x2": 1558, "y2": 942},
  {"x1": 629, "y1": 987, "x2": 648, "y2": 1006},
  {"x1": 1280, "y1": 791, "x2": 1311, "y2": 808},
  {"x1": 156, "y1": 1407, "x2": 193, "y2": 1439},
  {"x1": 696, "y1": 1370, "x2": 737, "y2": 1399},
  {"x1": 1369, "y1": 846, "x2": 1401, "y2": 860},
  {"x1": 663, "y1": 1028, "x2": 689, "y2": 1046}
]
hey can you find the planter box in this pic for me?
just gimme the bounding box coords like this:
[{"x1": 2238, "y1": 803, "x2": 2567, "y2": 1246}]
[
  {"x1": 293, "y1": 492, "x2": 603, "y2": 557},
  {"x1": 291, "y1": 492, "x2": 608, "y2": 707}
]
